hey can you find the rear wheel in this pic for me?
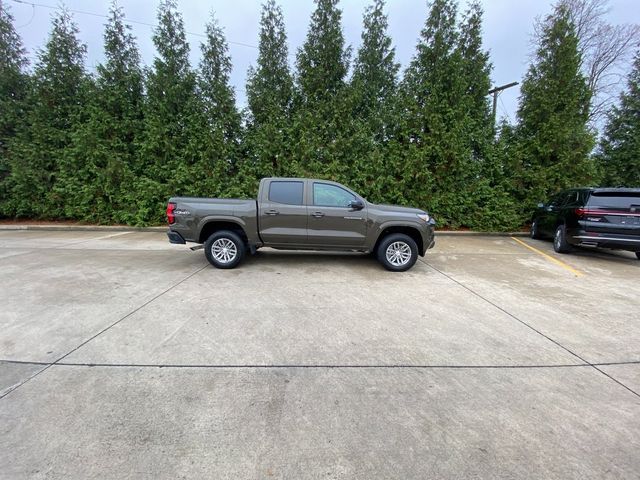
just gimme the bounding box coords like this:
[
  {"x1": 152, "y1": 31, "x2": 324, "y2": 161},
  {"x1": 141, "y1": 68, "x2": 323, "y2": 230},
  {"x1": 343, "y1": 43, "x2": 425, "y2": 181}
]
[
  {"x1": 377, "y1": 233, "x2": 418, "y2": 272},
  {"x1": 530, "y1": 218, "x2": 541, "y2": 239},
  {"x1": 204, "y1": 230, "x2": 246, "y2": 269},
  {"x1": 635, "y1": 252, "x2": 640, "y2": 260},
  {"x1": 553, "y1": 225, "x2": 572, "y2": 254}
]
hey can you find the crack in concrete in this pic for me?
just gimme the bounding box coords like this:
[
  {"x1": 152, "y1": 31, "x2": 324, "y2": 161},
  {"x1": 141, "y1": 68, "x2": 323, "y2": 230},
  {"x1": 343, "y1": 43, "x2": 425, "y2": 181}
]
[{"x1": 0, "y1": 264, "x2": 208, "y2": 400}]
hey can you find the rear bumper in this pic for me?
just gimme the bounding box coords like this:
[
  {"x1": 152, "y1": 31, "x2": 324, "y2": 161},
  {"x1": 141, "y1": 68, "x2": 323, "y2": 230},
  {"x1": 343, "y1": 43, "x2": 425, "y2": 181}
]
[
  {"x1": 167, "y1": 230, "x2": 186, "y2": 245},
  {"x1": 568, "y1": 229, "x2": 640, "y2": 252}
]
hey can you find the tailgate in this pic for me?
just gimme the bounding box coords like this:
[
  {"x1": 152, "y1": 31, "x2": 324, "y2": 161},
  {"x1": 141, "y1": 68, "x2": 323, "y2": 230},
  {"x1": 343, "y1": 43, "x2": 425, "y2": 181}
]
[{"x1": 580, "y1": 192, "x2": 640, "y2": 236}]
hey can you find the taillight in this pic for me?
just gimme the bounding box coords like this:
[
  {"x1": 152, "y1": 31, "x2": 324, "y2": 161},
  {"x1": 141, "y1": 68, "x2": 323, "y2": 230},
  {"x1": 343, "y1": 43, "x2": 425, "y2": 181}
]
[
  {"x1": 166, "y1": 202, "x2": 176, "y2": 225},
  {"x1": 576, "y1": 208, "x2": 606, "y2": 222}
]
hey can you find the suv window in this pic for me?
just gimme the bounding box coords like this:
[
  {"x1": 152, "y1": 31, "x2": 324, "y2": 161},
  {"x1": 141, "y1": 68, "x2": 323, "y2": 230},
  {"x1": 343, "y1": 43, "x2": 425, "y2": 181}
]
[
  {"x1": 549, "y1": 192, "x2": 566, "y2": 207},
  {"x1": 269, "y1": 181, "x2": 304, "y2": 205},
  {"x1": 587, "y1": 192, "x2": 640, "y2": 209},
  {"x1": 563, "y1": 191, "x2": 580, "y2": 206},
  {"x1": 313, "y1": 183, "x2": 356, "y2": 207}
]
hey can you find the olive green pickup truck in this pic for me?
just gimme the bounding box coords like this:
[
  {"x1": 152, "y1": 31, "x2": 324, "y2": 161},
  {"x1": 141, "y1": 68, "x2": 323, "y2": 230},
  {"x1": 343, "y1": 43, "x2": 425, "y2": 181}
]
[{"x1": 166, "y1": 178, "x2": 435, "y2": 271}]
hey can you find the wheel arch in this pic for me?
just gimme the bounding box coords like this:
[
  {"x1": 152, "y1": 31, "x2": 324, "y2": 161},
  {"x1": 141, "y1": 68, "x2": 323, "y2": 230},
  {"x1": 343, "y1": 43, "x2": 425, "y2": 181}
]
[
  {"x1": 373, "y1": 225, "x2": 424, "y2": 256},
  {"x1": 198, "y1": 218, "x2": 249, "y2": 245}
]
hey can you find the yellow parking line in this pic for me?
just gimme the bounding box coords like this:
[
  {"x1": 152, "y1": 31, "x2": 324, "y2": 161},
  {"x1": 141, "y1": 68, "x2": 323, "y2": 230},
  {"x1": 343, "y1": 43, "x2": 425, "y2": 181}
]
[{"x1": 511, "y1": 237, "x2": 584, "y2": 277}]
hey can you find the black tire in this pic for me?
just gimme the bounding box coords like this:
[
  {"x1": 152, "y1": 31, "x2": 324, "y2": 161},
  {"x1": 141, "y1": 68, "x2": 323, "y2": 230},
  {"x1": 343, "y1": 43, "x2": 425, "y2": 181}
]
[
  {"x1": 376, "y1": 233, "x2": 418, "y2": 272},
  {"x1": 204, "y1": 230, "x2": 246, "y2": 269},
  {"x1": 553, "y1": 225, "x2": 572, "y2": 254},
  {"x1": 530, "y1": 218, "x2": 542, "y2": 239},
  {"x1": 635, "y1": 252, "x2": 640, "y2": 260}
]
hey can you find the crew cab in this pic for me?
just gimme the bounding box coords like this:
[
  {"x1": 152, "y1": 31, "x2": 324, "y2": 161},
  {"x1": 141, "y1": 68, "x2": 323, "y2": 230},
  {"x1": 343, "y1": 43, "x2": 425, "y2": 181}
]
[
  {"x1": 531, "y1": 187, "x2": 640, "y2": 258},
  {"x1": 166, "y1": 178, "x2": 436, "y2": 271}
]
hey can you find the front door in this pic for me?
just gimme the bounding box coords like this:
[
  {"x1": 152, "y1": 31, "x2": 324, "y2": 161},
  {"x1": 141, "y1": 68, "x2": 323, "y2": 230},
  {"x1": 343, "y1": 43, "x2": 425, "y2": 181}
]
[
  {"x1": 540, "y1": 191, "x2": 568, "y2": 235},
  {"x1": 306, "y1": 182, "x2": 368, "y2": 248},
  {"x1": 259, "y1": 180, "x2": 308, "y2": 246}
]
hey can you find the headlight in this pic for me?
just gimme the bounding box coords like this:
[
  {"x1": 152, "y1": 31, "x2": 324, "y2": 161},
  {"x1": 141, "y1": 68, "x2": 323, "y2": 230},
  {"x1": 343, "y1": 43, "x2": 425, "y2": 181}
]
[{"x1": 417, "y1": 213, "x2": 430, "y2": 222}]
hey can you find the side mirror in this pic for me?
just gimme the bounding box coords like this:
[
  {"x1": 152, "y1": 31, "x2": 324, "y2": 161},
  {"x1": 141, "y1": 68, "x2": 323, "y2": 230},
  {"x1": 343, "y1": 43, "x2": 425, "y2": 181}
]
[{"x1": 349, "y1": 199, "x2": 364, "y2": 210}]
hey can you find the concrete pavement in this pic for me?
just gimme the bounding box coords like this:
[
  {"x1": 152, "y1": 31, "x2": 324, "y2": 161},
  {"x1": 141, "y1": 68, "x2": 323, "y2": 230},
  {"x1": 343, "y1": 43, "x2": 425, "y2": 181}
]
[{"x1": 1, "y1": 230, "x2": 639, "y2": 479}]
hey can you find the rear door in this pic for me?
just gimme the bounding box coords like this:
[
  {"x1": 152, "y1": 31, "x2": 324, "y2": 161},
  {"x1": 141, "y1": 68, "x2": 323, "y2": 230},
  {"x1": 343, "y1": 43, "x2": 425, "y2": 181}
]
[
  {"x1": 258, "y1": 180, "x2": 308, "y2": 246},
  {"x1": 583, "y1": 191, "x2": 640, "y2": 237},
  {"x1": 306, "y1": 181, "x2": 368, "y2": 248}
]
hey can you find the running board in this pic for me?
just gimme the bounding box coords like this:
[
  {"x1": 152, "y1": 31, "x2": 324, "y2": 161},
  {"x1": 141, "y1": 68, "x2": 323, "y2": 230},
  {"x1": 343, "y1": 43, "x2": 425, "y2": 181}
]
[{"x1": 190, "y1": 245, "x2": 204, "y2": 251}]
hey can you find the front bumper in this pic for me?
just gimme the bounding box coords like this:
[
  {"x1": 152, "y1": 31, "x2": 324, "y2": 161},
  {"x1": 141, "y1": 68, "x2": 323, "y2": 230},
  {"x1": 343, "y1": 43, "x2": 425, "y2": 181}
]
[{"x1": 420, "y1": 219, "x2": 436, "y2": 254}]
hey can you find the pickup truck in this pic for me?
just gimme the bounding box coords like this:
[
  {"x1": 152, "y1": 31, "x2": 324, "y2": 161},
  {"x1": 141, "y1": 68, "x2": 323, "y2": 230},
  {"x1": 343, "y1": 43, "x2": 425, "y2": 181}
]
[{"x1": 166, "y1": 178, "x2": 436, "y2": 271}]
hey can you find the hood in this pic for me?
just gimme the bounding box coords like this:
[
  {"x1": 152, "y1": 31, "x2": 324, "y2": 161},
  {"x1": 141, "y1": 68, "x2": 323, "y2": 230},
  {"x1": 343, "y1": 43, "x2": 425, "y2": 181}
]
[{"x1": 369, "y1": 203, "x2": 427, "y2": 215}]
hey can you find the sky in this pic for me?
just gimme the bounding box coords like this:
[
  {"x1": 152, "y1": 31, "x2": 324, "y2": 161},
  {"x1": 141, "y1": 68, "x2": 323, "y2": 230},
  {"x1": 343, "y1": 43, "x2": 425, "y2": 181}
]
[{"x1": 6, "y1": 0, "x2": 640, "y2": 123}]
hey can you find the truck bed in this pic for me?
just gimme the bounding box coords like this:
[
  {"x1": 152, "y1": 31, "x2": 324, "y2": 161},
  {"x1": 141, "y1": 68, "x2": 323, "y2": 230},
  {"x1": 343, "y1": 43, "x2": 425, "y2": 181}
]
[{"x1": 167, "y1": 196, "x2": 259, "y2": 244}]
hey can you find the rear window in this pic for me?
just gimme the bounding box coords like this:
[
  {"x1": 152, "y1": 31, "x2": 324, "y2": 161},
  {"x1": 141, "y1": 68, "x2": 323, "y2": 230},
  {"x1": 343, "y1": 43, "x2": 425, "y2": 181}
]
[
  {"x1": 587, "y1": 192, "x2": 640, "y2": 209},
  {"x1": 268, "y1": 181, "x2": 304, "y2": 205}
]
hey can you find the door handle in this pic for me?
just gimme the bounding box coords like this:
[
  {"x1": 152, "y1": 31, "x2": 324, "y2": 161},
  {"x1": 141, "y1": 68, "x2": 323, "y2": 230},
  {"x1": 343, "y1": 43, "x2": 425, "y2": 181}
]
[
  {"x1": 311, "y1": 212, "x2": 325, "y2": 218},
  {"x1": 265, "y1": 209, "x2": 279, "y2": 216}
]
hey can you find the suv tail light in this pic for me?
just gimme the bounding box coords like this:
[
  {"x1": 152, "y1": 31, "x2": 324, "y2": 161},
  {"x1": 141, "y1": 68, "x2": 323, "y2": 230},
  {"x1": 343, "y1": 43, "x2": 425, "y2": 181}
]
[
  {"x1": 576, "y1": 208, "x2": 606, "y2": 222},
  {"x1": 166, "y1": 202, "x2": 176, "y2": 225}
]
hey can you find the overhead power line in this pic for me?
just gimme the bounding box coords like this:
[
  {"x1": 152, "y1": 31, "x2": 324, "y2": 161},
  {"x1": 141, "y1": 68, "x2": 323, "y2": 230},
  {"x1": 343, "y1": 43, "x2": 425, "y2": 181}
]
[{"x1": 7, "y1": 0, "x2": 261, "y2": 50}]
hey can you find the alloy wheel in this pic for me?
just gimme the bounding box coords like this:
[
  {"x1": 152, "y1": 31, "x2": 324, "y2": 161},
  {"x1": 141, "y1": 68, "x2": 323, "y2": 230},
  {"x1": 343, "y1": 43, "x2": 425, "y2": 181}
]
[
  {"x1": 211, "y1": 238, "x2": 237, "y2": 264},
  {"x1": 385, "y1": 241, "x2": 412, "y2": 267}
]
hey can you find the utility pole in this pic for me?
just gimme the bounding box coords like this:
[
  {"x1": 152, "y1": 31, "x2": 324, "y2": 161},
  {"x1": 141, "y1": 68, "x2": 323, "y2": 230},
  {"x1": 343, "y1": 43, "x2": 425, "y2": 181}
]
[{"x1": 488, "y1": 81, "x2": 518, "y2": 125}]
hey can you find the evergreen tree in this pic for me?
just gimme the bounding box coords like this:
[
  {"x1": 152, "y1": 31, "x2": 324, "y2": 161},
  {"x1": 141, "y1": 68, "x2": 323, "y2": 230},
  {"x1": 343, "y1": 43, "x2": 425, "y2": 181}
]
[
  {"x1": 351, "y1": 0, "x2": 398, "y2": 125},
  {"x1": 0, "y1": 4, "x2": 29, "y2": 215},
  {"x1": 597, "y1": 51, "x2": 640, "y2": 187},
  {"x1": 193, "y1": 12, "x2": 243, "y2": 197},
  {"x1": 243, "y1": 0, "x2": 293, "y2": 185},
  {"x1": 64, "y1": 1, "x2": 144, "y2": 223},
  {"x1": 514, "y1": 4, "x2": 595, "y2": 210},
  {"x1": 458, "y1": 1, "x2": 519, "y2": 230},
  {"x1": 296, "y1": 0, "x2": 349, "y2": 105},
  {"x1": 8, "y1": 8, "x2": 87, "y2": 218},
  {"x1": 293, "y1": 0, "x2": 352, "y2": 176},
  {"x1": 457, "y1": 1, "x2": 492, "y2": 157},
  {"x1": 394, "y1": 0, "x2": 474, "y2": 227},
  {"x1": 137, "y1": 0, "x2": 198, "y2": 223},
  {"x1": 348, "y1": 0, "x2": 398, "y2": 202}
]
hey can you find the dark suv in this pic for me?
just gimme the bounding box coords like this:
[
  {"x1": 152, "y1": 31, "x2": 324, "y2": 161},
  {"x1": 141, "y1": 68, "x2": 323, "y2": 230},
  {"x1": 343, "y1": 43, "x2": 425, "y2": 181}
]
[{"x1": 531, "y1": 188, "x2": 640, "y2": 258}]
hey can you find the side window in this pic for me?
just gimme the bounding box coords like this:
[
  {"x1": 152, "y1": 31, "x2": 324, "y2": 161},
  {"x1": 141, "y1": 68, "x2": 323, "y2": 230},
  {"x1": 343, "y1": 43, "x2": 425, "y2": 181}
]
[
  {"x1": 268, "y1": 181, "x2": 304, "y2": 205},
  {"x1": 549, "y1": 193, "x2": 564, "y2": 207},
  {"x1": 561, "y1": 191, "x2": 578, "y2": 207},
  {"x1": 313, "y1": 183, "x2": 356, "y2": 208}
]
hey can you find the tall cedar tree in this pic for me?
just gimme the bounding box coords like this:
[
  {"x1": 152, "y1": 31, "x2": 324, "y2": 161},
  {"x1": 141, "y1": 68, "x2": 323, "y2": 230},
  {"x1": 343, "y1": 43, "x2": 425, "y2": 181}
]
[
  {"x1": 514, "y1": 4, "x2": 595, "y2": 211},
  {"x1": 348, "y1": 0, "x2": 399, "y2": 202},
  {"x1": 64, "y1": 2, "x2": 144, "y2": 223},
  {"x1": 243, "y1": 0, "x2": 293, "y2": 185},
  {"x1": 8, "y1": 9, "x2": 86, "y2": 218},
  {"x1": 396, "y1": 0, "x2": 475, "y2": 227},
  {"x1": 351, "y1": 0, "x2": 398, "y2": 125},
  {"x1": 193, "y1": 12, "x2": 243, "y2": 197},
  {"x1": 597, "y1": 51, "x2": 640, "y2": 187},
  {"x1": 293, "y1": 0, "x2": 352, "y2": 176},
  {"x1": 0, "y1": 4, "x2": 29, "y2": 215},
  {"x1": 458, "y1": 1, "x2": 520, "y2": 230},
  {"x1": 138, "y1": 0, "x2": 198, "y2": 223}
]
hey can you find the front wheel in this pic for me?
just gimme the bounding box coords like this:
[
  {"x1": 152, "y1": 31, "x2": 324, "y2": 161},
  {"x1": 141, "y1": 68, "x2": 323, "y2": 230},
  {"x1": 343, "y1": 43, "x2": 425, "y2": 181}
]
[
  {"x1": 204, "y1": 230, "x2": 246, "y2": 269},
  {"x1": 377, "y1": 233, "x2": 418, "y2": 272},
  {"x1": 553, "y1": 225, "x2": 572, "y2": 254},
  {"x1": 530, "y1": 218, "x2": 541, "y2": 239}
]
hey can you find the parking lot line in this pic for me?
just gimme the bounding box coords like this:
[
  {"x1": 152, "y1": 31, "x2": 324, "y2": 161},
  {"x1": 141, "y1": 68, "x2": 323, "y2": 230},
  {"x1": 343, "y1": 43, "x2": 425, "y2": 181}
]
[{"x1": 511, "y1": 237, "x2": 584, "y2": 277}]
